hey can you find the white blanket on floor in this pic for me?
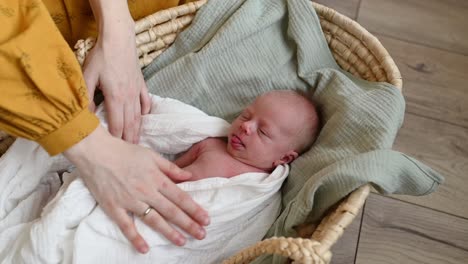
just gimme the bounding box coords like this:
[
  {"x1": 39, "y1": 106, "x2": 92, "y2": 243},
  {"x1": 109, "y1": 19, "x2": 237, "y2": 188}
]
[{"x1": 0, "y1": 95, "x2": 288, "y2": 264}]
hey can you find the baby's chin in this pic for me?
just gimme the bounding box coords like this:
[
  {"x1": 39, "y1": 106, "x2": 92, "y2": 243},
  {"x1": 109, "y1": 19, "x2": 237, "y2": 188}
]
[
  {"x1": 225, "y1": 141, "x2": 274, "y2": 170},
  {"x1": 226, "y1": 142, "x2": 235, "y2": 155}
]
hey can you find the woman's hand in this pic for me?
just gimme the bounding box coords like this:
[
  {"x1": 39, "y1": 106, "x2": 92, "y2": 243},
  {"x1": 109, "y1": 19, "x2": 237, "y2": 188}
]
[
  {"x1": 64, "y1": 125, "x2": 210, "y2": 253},
  {"x1": 83, "y1": 0, "x2": 151, "y2": 143}
]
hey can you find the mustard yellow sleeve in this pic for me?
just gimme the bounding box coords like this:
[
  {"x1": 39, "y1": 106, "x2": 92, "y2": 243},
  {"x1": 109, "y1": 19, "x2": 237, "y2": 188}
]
[
  {"x1": 0, "y1": 0, "x2": 99, "y2": 156},
  {"x1": 55, "y1": 0, "x2": 182, "y2": 47}
]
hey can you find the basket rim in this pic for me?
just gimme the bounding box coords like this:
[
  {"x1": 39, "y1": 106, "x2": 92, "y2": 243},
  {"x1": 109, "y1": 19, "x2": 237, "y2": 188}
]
[{"x1": 312, "y1": 2, "x2": 402, "y2": 89}]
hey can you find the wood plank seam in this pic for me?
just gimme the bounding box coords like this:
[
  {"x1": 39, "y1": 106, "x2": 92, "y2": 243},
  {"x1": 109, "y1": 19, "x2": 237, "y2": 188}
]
[
  {"x1": 353, "y1": 200, "x2": 366, "y2": 264},
  {"x1": 368, "y1": 31, "x2": 468, "y2": 57},
  {"x1": 405, "y1": 107, "x2": 468, "y2": 131},
  {"x1": 374, "y1": 193, "x2": 468, "y2": 222},
  {"x1": 355, "y1": 0, "x2": 363, "y2": 22}
]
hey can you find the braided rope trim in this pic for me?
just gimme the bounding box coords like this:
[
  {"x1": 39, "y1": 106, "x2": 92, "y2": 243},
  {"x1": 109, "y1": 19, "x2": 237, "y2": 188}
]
[
  {"x1": 222, "y1": 237, "x2": 332, "y2": 264},
  {"x1": 135, "y1": 15, "x2": 194, "y2": 47},
  {"x1": 0, "y1": 133, "x2": 14, "y2": 158},
  {"x1": 222, "y1": 185, "x2": 370, "y2": 264},
  {"x1": 73, "y1": 0, "x2": 402, "y2": 92},
  {"x1": 0, "y1": 4, "x2": 394, "y2": 263},
  {"x1": 69, "y1": 2, "x2": 400, "y2": 263},
  {"x1": 0, "y1": 130, "x2": 8, "y2": 141},
  {"x1": 74, "y1": 2, "x2": 205, "y2": 68},
  {"x1": 134, "y1": 0, "x2": 207, "y2": 34},
  {"x1": 312, "y1": 2, "x2": 402, "y2": 89},
  {"x1": 311, "y1": 185, "x2": 371, "y2": 252}
]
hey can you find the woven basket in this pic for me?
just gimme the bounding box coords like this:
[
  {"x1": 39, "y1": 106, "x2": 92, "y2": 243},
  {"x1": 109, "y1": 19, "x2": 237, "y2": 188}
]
[
  {"x1": 74, "y1": 2, "x2": 402, "y2": 262},
  {"x1": 0, "y1": 1, "x2": 402, "y2": 263}
]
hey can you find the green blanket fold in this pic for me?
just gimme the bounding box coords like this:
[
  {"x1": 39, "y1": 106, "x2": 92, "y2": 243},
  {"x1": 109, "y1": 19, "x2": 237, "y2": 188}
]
[{"x1": 143, "y1": 0, "x2": 444, "y2": 262}]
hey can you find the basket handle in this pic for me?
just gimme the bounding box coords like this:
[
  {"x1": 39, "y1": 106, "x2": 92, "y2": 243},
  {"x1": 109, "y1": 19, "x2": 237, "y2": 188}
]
[{"x1": 222, "y1": 184, "x2": 370, "y2": 264}]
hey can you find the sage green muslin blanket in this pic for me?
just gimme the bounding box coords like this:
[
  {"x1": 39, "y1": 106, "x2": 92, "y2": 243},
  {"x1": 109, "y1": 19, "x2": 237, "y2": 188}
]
[{"x1": 143, "y1": 0, "x2": 444, "y2": 262}]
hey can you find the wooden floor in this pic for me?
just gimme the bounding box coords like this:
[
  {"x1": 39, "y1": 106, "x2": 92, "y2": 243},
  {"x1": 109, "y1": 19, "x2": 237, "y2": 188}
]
[
  {"x1": 314, "y1": 0, "x2": 468, "y2": 263},
  {"x1": 0, "y1": 1, "x2": 466, "y2": 262}
]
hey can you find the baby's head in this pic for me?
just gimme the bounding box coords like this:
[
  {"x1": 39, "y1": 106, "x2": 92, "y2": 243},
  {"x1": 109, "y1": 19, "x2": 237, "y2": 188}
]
[{"x1": 227, "y1": 90, "x2": 320, "y2": 170}]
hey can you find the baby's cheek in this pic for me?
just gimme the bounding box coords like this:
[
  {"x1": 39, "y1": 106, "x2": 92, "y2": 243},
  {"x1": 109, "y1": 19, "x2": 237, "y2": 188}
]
[{"x1": 254, "y1": 149, "x2": 269, "y2": 165}]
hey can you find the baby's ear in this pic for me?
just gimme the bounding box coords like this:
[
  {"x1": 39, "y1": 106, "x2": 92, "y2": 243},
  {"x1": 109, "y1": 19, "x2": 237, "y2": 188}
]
[{"x1": 273, "y1": 151, "x2": 298, "y2": 166}]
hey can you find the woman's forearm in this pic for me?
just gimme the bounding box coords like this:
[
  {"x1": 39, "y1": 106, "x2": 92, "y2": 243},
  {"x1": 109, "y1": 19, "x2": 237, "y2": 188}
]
[{"x1": 88, "y1": 0, "x2": 135, "y2": 37}]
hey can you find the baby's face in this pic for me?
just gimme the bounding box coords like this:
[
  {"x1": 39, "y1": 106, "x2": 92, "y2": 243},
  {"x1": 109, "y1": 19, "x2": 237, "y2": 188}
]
[{"x1": 227, "y1": 94, "x2": 303, "y2": 170}]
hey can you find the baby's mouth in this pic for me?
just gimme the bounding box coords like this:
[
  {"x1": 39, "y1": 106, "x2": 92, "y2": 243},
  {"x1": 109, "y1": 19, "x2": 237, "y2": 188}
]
[{"x1": 230, "y1": 134, "x2": 245, "y2": 149}]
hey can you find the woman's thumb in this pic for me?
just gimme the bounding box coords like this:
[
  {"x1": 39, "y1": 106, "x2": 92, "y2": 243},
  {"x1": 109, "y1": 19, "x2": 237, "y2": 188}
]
[{"x1": 155, "y1": 155, "x2": 192, "y2": 182}]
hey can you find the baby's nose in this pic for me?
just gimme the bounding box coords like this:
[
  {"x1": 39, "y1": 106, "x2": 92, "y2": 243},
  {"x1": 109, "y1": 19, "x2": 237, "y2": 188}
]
[{"x1": 240, "y1": 121, "x2": 253, "y2": 135}]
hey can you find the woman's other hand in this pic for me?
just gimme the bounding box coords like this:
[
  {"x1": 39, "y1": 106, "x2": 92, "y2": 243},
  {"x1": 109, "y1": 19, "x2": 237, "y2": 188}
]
[
  {"x1": 84, "y1": 0, "x2": 151, "y2": 144},
  {"x1": 64, "y1": 125, "x2": 210, "y2": 253}
]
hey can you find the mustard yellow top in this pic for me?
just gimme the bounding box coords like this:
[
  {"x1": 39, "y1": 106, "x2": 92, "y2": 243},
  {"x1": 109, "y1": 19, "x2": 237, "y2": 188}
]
[{"x1": 0, "y1": 0, "x2": 180, "y2": 155}]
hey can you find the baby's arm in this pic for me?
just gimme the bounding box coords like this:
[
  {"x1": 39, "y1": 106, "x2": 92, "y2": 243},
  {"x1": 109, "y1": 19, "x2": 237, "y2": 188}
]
[{"x1": 174, "y1": 141, "x2": 204, "y2": 168}]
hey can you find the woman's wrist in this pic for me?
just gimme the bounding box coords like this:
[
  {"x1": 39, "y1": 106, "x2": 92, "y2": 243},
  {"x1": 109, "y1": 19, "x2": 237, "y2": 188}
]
[
  {"x1": 99, "y1": 15, "x2": 135, "y2": 41},
  {"x1": 89, "y1": 0, "x2": 135, "y2": 39},
  {"x1": 63, "y1": 125, "x2": 110, "y2": 174}
]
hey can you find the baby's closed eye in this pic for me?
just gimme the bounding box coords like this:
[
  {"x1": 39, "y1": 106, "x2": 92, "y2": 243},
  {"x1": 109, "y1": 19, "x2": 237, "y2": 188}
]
[{"x1": 259, "y1": 128, "x2": 271, "y2": 138}]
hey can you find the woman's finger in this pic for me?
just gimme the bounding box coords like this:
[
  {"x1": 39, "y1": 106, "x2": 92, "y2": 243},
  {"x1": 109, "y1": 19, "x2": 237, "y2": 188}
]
[
  {"x1": 104, "y1": 92, "x2": 125, "y2": 139},
  {"x1": 139, "y1": 199, "x2": 187, "y2": 246},
  {"x1": 122, "y1": 100, "x2": 136, "y2": 143},
  {"x1": 145, "y1": 190, "x2": 206, "y2": 241},
  {"x1": 109, "y1": 207, "x2": 149, "y2": 254},
  {"x1": 133, "y1": 97, "x2": 142, "y2": 144},
  {"x1": 153, "y1": 156, "x2": 210, "y2": 227},
  {"x1": 154, "y1": 154, "x2": 192, "y2": 181},
  {"x1": 82, "y1": 60, "x2": 99, "y2": 112},
  {"x1": 160, "y1": 181, "x2": 210, "y2": 227},
  {"x1": 140, "y1": 82, "x2": 151, "y2": 115}
]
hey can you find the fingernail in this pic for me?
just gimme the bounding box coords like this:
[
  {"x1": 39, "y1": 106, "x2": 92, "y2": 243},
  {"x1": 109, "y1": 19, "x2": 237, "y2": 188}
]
[
  {"x1": 197, "y1": 228, "x2": 206, "y2": 239},
  {"x1": 176, "y1": 235, "x2": 186, "y2": 246},
  {"x1": 201, "y1": 215, "x2": 210, "y2": 226},
  {"x1": 140, "y1": 244, "x2": 149, "y2": 254}
]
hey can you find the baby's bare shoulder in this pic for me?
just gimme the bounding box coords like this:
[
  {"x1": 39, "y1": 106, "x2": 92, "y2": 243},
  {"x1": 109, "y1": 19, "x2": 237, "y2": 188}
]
[{"x1": 199, "y1": 137, "x2": 227, "y2": 150}]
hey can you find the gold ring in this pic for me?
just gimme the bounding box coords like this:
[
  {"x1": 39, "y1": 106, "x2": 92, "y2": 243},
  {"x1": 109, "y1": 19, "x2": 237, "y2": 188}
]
[{"x1": 142, "y1": 206, "x2": 154, "y2": 218}]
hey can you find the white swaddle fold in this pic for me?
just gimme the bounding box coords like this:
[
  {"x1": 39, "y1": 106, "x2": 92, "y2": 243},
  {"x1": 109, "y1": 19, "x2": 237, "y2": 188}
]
[{"x1": 0, "y1": 95, "x2": 288, "y2": 264}]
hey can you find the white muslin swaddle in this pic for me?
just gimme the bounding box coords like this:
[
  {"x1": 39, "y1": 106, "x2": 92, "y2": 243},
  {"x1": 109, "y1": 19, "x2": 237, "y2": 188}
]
[{"x1": 0, "y1": 95, "x2": 288, "y2": 264}]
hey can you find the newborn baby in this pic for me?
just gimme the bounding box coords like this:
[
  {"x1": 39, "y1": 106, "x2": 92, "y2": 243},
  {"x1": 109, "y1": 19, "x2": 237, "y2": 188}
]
[{"x1": 174, "y1": 90, "x2": 320, "y2": 182}]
